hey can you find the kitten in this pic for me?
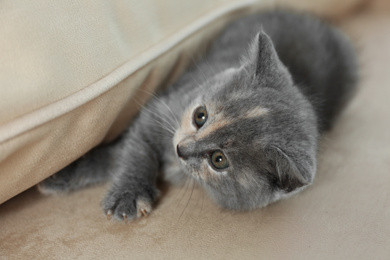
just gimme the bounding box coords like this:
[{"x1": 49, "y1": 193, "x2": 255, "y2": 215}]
[{"x1": 38, "y1": 10, "x2": 357, "y2": 221}]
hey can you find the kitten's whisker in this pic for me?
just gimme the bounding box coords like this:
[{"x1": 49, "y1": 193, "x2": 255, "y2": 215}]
[
  {"x1": 189, "y1": 74, "x2": 206, "y2": 94},
  {"x1": 154, "y1": 98, "x2": 180, "y2": 129},
  {"x1": 168, "y1": 175, "x2": 189, "y2": 210},
  {"x1": 141, "y1": 108, "x2": 176, "y2": 135},
  {"x1": 141, "y1": 115, "x2": 176, "y2": 136},
  {"x1": 194, "y1": 179, "x2": 205, "y2": 219},
  {"x1": 134, "y1": 98, "x2": 177, "y2": 136},
  {"x1": 176, "y1": 177, "x2": 193, "y2": 223},
  {"x1": 144, "y1": 118, "x2": 176, "y2": 137},
  {"x1": 191, "y1": 60, "x2": 208, "y2": 86},
  {"x1": 191, "y1": 184, "x2": 202, "y2": 222},
  {"x1": 203, "y1": 57, "x2": 219, "y2": 77},
  {"x1": 137, "y1": 89, "x2": 180, "y2": 128},
  {"x1": 177, "y1": 176, "x2": 192, "y2": 207},
  {"x1": 178, "y1": 179, "x2": 195, "y2": 223},
  {"x1": 200, "y1": 188, "x2": 205, "y2": 217},
  {"x1": 190, "y1": 56, "x2": 209, "y2": 83}
]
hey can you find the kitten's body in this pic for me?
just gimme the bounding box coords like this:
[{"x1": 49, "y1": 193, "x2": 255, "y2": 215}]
[{"x1": 39, "y1": 10, "x2": 357, "y2": 221}]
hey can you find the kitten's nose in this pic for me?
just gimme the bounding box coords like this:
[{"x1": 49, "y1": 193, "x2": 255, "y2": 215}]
[
  {"x1": 176, "y1": 144, "x2": 184, "y2": 159},
  {"x1": 177, "y1": 139, "x2": 197, "y2": 159}
]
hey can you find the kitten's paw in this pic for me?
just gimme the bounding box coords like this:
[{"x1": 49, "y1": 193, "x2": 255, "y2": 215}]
[
  {"x1": 102, "y1": 186, "x2": 158, "y2": 222},
  {"x1": 37, "y1": 166, "x2": 76, "y2": 194}
]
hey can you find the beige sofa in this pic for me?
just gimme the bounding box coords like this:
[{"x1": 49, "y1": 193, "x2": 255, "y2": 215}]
[{"x1": 1, "y1": 0, "x2": 390, "y2": 258}]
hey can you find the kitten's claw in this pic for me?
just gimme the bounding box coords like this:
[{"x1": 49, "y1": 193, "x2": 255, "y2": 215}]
[
  {"x1": 106, "y1": 210, "x2": 112, "y2": 221},
  {"x1": 140, "y1": 208, "x2": 148, "y2": 217},
  {"x1": 136, "y1": 199, "x2": 152, "y2": 218},
  {"x1": 123, "y1": 213, "x2": 127, "y2": 223}
]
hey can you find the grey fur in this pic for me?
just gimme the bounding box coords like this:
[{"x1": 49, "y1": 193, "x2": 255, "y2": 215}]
[{"x1": 38, "y1": 10, "x2": 357, "y2": 221}]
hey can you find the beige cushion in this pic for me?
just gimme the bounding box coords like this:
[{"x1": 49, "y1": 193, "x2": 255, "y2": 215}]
[
  {"x1": 1, "y1": 7, "x2": 389, "y2": 257},
  {"x1": 0, "y1": 0, "x2": 363, "y2": 203},
  {"x1": 3, "y1": 1, "x2": 390, "y2": 260}
]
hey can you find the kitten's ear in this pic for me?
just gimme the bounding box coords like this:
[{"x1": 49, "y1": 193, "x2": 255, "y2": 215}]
[
  {"x1": 242, "y1": 31, "x2": 285, "y2": 77},
  {"x1": 266, "y1": 146, "x2": 314, "y2": 193}
]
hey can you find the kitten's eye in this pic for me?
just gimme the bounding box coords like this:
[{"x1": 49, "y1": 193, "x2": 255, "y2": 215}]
[
  {"x1": 193, "y1": 106, "x2": 208, "y2": 128},
  {"x1": 210, "y1": 151, "x2": 229, "y2": 170}
]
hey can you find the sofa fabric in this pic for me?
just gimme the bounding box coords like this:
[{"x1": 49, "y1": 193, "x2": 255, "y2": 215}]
[
  {"x1": 0, "y1": 0, "x2": 364, "y2": 204},
  {"x1": 1, "y1": 1, "x2": 389, "y2": 259}
]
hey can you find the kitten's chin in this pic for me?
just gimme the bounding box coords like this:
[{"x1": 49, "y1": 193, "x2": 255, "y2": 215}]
[{"x1": 270, "y1": 184, "x2": 310, "y2": 204}]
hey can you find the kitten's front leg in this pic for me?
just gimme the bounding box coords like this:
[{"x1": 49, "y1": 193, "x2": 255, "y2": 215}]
[
  {"x1": 38, "y1": 145, "x2": 113, "y2": 194},
  {"x1": 102, "y1": 133, "x2": 160, "y2": 222}
]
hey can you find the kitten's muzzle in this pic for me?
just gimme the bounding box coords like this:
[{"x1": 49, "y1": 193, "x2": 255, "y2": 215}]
[{"x1": 177, "y1": 139, "x2": 204, "y2": 160}]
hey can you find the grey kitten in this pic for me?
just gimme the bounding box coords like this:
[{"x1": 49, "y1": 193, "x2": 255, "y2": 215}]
[{"x1": 38, "y1": 10, "x2": 357, "y2": 221}]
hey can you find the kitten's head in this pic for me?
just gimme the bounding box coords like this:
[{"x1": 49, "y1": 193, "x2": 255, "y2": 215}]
[{"x1": 173, "y1": 32, "x2": 318, "y2": 210}]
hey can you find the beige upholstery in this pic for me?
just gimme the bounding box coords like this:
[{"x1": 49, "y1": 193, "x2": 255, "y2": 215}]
[
  {"x1": 0, "y1": 0, "x2": 363, "y2": 204},
  {"x1": 2, "y1": 0, "x2": 390, "y2": 259},
  {"x1": 0, "y1": 0, "x2": 256, "y2": 203}
]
